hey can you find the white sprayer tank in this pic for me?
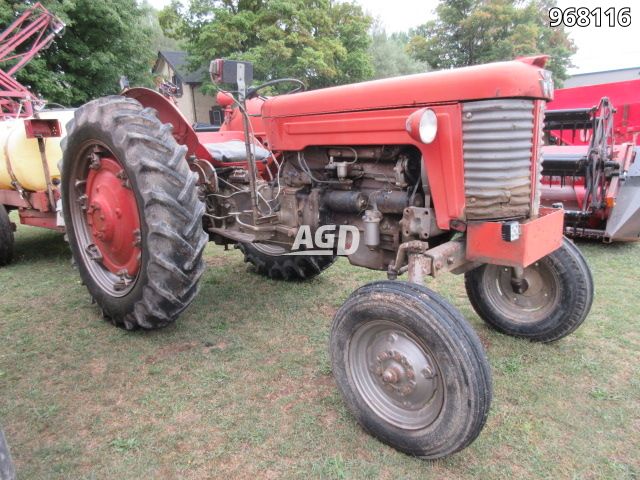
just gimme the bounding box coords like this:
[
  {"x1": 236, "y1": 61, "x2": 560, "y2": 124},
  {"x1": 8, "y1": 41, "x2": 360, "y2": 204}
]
[{"x1": 0, "y1": 109, "x2": 75, "y2": 192}]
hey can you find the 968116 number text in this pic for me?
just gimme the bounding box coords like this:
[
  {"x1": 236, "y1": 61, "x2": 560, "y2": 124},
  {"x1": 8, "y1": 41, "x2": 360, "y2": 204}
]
[{"x1": 548, "y1": 7, "x2": 631, "y2": 27}]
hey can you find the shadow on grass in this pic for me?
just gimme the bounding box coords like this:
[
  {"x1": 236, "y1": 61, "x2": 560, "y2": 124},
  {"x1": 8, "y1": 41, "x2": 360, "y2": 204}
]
[{"x1": 13, "y1": 229, "x2": 69, "y2": 264}]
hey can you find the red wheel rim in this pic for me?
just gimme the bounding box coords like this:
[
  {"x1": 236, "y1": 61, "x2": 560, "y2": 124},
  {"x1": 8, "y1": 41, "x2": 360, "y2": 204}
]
[{"x1": 85, "y1": 156, "x2": 141, "y2": 277}]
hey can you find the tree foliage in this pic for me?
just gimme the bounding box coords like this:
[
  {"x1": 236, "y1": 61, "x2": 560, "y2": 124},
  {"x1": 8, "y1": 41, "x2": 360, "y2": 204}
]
[
  {"x1": 140, "y1": 2, "x2": 181, "y2": 52},
  {"x1": 369, "y1": 24, "x2": 429, "y2": 80},
  {"x1": 408, "y1": 0, "x2": 576, "y2": 84},
  {"x1": 0, "y1": 0, "x2": 154, "y2": 106},
  {"x1": 159, "y1": 0, "x2": 373, "y2": 90}
]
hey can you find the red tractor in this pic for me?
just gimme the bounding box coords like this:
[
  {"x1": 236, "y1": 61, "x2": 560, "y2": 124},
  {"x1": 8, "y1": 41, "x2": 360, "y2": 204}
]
[{"x1": 59, "y1": 56, "x2": 593, "y2": 459}]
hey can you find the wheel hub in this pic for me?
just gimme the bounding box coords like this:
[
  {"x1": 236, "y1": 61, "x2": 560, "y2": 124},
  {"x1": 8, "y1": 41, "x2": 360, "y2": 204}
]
[
  {"x1": 85, "y1": 155, "x2": 141, "y2": 277},
  {"x1": 375, "y1": 350, "x2": 417, "y2": 397},
  {"x1": 481, "y1": 262, "x2": 561, "y2": 323},
  {"x1": 349, "y1": 321, "x2": 445, "y2": 430},
  {"x1": 381, "y1": 366, "x2": 400, "y2": 384},
  {"x1": 497, "y1": 263, "x2": 555, "y2": 311}
]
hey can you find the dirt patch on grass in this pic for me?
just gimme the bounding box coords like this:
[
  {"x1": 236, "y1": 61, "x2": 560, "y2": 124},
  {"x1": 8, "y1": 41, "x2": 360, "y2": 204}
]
[
  {"x1": 88, "y1": 357, "x2": 107, "y2": 376},
  {"x1": 144, "y1": 341, "x2": 199, "y2": 364},
  {"x1": 204, "y1": 255, "x2": 231, "y2": 268},
  {"x1": 318, "y1": 303, "x2": 338, "y2": 317},
  {"x1": 203, "y1": 340, "x2": 227, "y2": 353},
  {"x1": 275, "y1": 373, "x2": 335, "y2": 413}
]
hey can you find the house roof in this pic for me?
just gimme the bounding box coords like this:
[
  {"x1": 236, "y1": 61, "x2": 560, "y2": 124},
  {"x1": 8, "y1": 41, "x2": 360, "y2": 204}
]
[
  {"x1": 568, "y1": 66, "x2": 640, "y2": 77},
  {"x1": 155, "y1": 50, "x2": 208, "y2": 84}
]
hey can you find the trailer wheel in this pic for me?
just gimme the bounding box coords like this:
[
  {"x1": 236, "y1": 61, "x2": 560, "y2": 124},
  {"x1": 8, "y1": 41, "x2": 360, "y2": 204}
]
[
  {"x1": 61, "y1": 96, "x2": 208, "y2": 329},
  {"x1": 0, "y1": 205, "x2": 14, "y2": 267},
  {"x1": 238, "y1": 242, "x2": 336, "y2": 281},
  {"x1": 464, "y1": 239, "x2": 593, "y2": 343},
  {"x1": 330, "y1": 281, "x2": 492, "y2": 459}
]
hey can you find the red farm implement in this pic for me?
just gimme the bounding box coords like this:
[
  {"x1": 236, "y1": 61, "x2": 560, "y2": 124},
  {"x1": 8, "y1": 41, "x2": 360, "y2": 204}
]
[
  {"x1": 548, "y1": 79, "x2": 640, "y2": 146},
  {"x1": 541, "y1": 81, "x2": 640, "y2": 241},
  {"x1": 0, "y1": 2, "x2": 71, "y2": 267},
  {"x1": 0, "y1": 2, "x2": 63, "y2": 119}
]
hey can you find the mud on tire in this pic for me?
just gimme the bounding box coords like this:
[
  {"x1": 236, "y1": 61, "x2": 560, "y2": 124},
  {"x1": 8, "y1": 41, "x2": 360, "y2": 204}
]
[
  {"x1": 238, "y1": 242, "x2": 336, "y2": 281},
  {"x1": 61, "y1": 96, "x2": 208, "y2": 329}
]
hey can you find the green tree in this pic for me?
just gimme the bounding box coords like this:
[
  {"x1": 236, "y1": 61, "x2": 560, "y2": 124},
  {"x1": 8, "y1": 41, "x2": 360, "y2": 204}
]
[
  {"x1": 369, "y1": 24, "x2": 429, "y2": 80},
  {"x1": 408, "y1": 0, "x2": 576, "y2": 85},
  {"x1": 159, "y1": 0, "x2": 373, "y2": 90},
  {"x1": 140, "y1": 2, "x2": 181, "y2": 52},
  {"x1": 0, "y1": 0, "x2": 154, "y2": 106}
]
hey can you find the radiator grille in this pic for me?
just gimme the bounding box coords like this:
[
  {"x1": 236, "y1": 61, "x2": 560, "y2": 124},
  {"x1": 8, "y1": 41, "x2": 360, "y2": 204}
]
[{"x1": 462, "y1": 99, "x2": 535, "y2": 220}]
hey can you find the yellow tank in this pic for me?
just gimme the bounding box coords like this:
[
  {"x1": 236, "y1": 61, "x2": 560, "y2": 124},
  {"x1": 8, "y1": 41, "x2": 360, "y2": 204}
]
[{"x1": 0, "y1": 109, "x2": 75, "y2": 192}]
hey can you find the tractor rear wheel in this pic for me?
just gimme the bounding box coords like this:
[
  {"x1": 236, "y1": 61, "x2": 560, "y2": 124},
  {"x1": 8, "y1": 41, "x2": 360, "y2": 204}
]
[
  {"x1": 61, "y1": 96, "x2": 208, "y2": 329},
  {"x1": 464, "y1": 239, "x2": 593, "y2": 342},
  {"x1": 330, "y1": 281, "x2": 492, "y2": 459},
  {"x1": 238, "y1": 242, "x2": 336, "y2": 281},
  {"x1": 0, "y1": 205, "x2": 14, "y2": 267}
]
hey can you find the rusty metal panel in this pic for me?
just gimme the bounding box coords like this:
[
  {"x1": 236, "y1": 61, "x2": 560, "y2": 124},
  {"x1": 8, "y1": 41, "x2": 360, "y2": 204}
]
[
  {"x1": 23, "y1": 118, "x2": 61, "y2": 138},
  {"x1": 462, "y1": 99, "x2": 535, "y2": 220}
]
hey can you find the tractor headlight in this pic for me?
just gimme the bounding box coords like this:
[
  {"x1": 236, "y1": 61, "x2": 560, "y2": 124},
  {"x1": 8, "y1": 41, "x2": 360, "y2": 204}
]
[
  {"x1": 406, "y1": 108, "x2": 438, "y2": 144},
  {"x1": 419, "y1": 109, "x2": 438, "y2": 144}
]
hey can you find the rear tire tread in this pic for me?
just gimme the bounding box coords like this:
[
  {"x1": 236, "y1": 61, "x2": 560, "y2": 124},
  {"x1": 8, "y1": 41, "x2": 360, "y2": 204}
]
[
  {"x1": 238, "y1": 242, "x2": 336, "y2": 281},
  {"x1": 62, "y1": 96, "x2": 207, "y2": 329}
]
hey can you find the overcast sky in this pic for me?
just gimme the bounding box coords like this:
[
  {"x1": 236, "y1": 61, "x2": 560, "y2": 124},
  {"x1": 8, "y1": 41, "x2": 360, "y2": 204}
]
[{"x1": 147, "y1": 0, "x2": 639, "y2": 74}]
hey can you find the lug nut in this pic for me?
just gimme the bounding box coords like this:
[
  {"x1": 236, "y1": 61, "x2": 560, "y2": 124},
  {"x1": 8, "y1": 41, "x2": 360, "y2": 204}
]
[{"x1": 422, "y1": 366, "x2": 435, "y2": 379}]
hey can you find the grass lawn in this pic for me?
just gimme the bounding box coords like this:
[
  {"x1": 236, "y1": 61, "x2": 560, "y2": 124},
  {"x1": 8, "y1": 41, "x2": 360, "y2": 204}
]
[{"x1": 1, "y1": 217, "x2": 639, "y2": 479}]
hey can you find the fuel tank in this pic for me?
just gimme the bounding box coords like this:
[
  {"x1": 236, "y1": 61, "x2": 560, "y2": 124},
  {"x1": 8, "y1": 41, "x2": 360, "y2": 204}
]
[{"x1": 0, "y1": 109, "x2": 75, "y2": 192}]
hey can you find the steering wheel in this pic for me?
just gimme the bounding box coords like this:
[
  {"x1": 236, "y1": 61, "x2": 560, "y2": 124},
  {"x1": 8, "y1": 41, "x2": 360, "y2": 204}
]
[{"x1": 246, "y1": 78, "x2": 306, "y2": 100}]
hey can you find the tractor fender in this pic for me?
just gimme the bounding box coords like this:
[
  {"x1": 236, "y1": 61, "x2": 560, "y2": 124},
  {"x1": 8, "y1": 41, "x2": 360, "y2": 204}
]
[{"x1": 122, "y1": 88, "x2": 213, "y2": 161}]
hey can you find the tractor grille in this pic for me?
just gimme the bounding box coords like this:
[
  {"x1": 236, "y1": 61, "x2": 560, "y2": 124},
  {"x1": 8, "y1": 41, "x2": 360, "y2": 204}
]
[{"x1": 462, "y1": 99, "x2": 536, "y2": 220}]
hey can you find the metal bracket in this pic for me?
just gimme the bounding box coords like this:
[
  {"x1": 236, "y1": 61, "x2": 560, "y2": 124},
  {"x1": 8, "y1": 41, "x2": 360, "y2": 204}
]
[
  {"x1": 237, "y1": 62, "x2": 246, "y2": 102},
  {"x1": 36, "y1": 136, "x2": 56, "y2": 208},
  {"x1": 388, "y1": 239, "x2": 471, "y2": 284}
]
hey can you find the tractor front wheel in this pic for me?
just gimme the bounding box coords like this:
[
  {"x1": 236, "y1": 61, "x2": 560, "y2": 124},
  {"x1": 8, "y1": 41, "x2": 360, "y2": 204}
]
[
  {"x1": 464, "y1": 239, "x2": 593, "y2": 342},
  {"x1": 330, "y1": 281, "x2": 492, "y2": 459},
  {"x1": 0, "y1": 205, "x2": 14, "y2": 267},
  {"x1": 61, "y1": 96, "x2": 208, "y2": 329}
]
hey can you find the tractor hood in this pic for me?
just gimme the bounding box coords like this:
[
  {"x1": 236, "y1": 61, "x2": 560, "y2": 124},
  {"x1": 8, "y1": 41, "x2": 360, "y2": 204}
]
[{"x1": 262, "y1": 56, "x2": 552, "y2": 119}]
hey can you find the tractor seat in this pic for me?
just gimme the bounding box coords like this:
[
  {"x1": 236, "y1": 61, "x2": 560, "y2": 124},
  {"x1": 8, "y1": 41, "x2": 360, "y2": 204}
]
[{"x1": 204, "y1": 140, "x2": 271, "y2": 163}]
